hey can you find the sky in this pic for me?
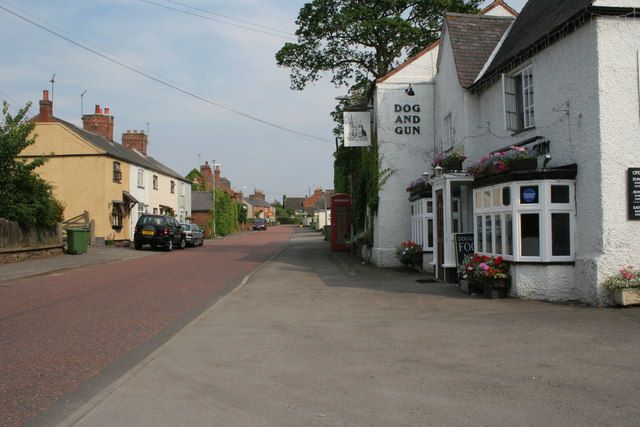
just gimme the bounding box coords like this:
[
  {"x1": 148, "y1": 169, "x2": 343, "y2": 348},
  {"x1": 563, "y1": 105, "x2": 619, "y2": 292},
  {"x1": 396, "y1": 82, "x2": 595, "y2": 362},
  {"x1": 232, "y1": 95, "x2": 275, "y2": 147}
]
[{"x1": 0, "y1": 0, "x2": 527, "y2": 202}]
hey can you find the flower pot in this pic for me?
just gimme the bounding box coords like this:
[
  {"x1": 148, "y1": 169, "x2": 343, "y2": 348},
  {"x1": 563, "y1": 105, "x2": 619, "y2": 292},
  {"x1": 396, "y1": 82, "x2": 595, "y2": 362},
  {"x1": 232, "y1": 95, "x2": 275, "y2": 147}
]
[
  {"x1": 460, "y1": 279, "x2": 482, "y2": 294},
  {"x1": 509, "y1": 158, "x2": 537, "y2": 171},
  {"x1": 613, "y1": 288, "x2": 640, "y2": 306},
  {"x1": 443, "y1": 159, "x2": 463, "y2": 172},
  {"x1": 483, "y1": 284, "x2": 508, "y2": 299},
  {"x1": 481, "y1": 277, "x2": 510, "y2": 298}
]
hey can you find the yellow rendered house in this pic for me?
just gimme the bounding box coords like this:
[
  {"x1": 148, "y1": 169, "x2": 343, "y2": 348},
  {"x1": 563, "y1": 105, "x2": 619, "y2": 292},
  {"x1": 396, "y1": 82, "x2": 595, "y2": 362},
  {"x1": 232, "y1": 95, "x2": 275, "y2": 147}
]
[{"x1": 18, "y1": 90, "x2": 190, "y2": 243}]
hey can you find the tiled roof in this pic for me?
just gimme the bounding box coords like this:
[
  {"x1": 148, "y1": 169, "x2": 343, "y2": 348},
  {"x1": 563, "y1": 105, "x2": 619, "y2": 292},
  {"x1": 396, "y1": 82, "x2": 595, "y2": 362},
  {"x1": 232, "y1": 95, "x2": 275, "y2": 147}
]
[
  {"x1": 192, "y1": 191, "x2": 213, "y2": 211},
  {"x1": 54, "y1": 118, "x2": 189, "y2": 183},
  {"x1": 445, "y1": 13, "x2": 514, "y2": 88},
  {"x1": 244, "y1": 197, "x2": 271, "y2": 208},
  {"x1": 284, "y1": 197, "x2": 305, "y2": 211},
  {"x1": 474, "y1": 0, "x2": 594, "y2": 88}
]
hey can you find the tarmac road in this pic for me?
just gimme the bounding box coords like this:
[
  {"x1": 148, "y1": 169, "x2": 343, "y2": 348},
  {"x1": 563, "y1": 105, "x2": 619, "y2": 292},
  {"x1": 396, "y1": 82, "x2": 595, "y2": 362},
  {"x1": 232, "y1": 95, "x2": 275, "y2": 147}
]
[
  {"x1": 0, "y1": 226, "x2": 293, "y2": 426},
  {"x1": 63, "y1": 228, "x2": 640, "y2": 426}
]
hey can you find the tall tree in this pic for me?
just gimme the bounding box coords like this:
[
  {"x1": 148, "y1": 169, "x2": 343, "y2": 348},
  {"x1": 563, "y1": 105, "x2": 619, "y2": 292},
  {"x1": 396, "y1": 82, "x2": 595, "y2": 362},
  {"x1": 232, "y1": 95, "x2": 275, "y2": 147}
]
[
  {"x1": 276, "y1": 0, "x2": 480, "y2": 90},
  {"x1": 0, "y1": 102, "x2": 64, "y2": 227}
]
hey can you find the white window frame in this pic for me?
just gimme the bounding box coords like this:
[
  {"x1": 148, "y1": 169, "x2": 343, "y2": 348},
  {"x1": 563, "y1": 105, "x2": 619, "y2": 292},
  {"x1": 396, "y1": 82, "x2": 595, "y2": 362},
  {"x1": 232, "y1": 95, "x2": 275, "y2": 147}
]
[
  {"x1": 443, "y1": 113, "x2": 453, "y2": 151},
  {"x1": 503, "y1": 65, "x2": 535, "y2": 132},
  {"x1": 473, "y1": 179, "x2": 575, "y2": 262},
  {"x1": 410, "y1": 198, "x2": 434, "y2": 251},
  {"x1": 137, "y1": 169, "x2": 144, "y2": 188}
]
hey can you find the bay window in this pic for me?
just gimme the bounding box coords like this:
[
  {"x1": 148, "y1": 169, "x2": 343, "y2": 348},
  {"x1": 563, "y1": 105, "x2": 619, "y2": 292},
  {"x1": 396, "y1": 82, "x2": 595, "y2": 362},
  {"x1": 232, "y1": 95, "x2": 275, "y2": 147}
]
[{"x1": 474, "y1": 180, "x2": 575, "y2": 262}]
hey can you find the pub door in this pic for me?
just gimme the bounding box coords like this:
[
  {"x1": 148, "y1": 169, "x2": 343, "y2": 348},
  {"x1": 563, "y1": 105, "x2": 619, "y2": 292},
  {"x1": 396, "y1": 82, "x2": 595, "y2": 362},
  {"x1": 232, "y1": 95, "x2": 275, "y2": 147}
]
[{"x1": 436, "y1": 189, "x2": 444, "y2": 279}]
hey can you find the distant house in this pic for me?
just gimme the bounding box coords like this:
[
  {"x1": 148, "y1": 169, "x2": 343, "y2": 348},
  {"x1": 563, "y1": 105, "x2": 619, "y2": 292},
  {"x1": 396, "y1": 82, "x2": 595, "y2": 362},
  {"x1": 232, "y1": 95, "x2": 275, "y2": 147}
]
[
  {"x1": 283, "y1": 196, "x2": 306, "y2": 215},
  {"x1": 245, "y1": 190, "x2": 275, "y2": 223},
  {"x1": 20, "y1": 90, "x2": 191, "y2": 243},
  {"x1": 314, "y1": 190, "x2": 334, "y2": 230},
  {"x1": 190, "y1": 191, "x2": 213, "y2": 237}
]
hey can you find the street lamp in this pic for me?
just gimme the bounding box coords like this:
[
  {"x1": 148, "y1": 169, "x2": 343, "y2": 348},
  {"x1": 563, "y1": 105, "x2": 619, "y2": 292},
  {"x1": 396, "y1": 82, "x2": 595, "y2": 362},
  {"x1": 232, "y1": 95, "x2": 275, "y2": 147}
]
[{"x1": 211, "y1": 160, "x2": 221, "y2": 237}]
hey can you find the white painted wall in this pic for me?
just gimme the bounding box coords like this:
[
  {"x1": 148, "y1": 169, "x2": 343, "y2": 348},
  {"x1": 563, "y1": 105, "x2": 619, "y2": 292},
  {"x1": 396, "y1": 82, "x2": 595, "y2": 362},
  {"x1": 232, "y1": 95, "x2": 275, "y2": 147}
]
[
  {"x1": 594, "y1": 16, "x2": 640, "y2": 305},
  {"x1": 372, "y1": 81, "x2": 435, "y2": 267},
  {"x1": 382, "y1": 45, "x2": 439, "y2": 84},
  {"x1": 128, "y1": 164, "x2": 150, "y2": 238}
]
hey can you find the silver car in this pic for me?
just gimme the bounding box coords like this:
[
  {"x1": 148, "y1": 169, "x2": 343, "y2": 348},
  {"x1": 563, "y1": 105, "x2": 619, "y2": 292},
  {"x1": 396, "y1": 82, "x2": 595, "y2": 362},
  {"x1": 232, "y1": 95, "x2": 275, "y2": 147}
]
[{"x1": 180, "y1": 223, "x2": 204, "y2": 247}]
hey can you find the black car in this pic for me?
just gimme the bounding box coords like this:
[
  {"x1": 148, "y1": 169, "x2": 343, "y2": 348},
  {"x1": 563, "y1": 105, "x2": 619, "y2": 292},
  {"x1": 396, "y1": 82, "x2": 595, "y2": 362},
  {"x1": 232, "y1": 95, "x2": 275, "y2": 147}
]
[
  {"x1": 134, "y1": 214, "x2": 186, "y2": 251},
  {"x1": 252, "y1": 218, "x2": 267, "y2": 231}
]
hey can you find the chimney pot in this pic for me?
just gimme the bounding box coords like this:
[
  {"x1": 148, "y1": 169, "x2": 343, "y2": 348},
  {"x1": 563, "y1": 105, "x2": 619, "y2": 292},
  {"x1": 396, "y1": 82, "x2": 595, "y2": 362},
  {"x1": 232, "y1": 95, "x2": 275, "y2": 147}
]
[
  {"x1": 104, "y1": 107, "x2": 110, "y2": 115},
  {"x1": 95, "y1": 105, "x2": 101, "y2": 114},
  {"x1": 43, "y1": 90, "x2": 49, "y2": 101}
]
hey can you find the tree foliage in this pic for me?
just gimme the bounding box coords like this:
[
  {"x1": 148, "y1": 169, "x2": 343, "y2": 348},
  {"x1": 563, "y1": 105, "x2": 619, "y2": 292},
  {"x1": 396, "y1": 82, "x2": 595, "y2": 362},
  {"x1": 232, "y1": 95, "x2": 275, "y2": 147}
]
[
  {"x1": 276, "y1": 0, "x2": 480, "y2": 90},
  {"x1": 0, "y1": 102, "x2": 64, "y2": 227},
  {"x1": 186, "y1": 168, "x2": 208, "y2": 191},
  {"x1": 273, "y1": 201, "x2": 299, "y2": 224},
  {"x1": 213, "y1": 189, "x2": 240, "y2": 237}
]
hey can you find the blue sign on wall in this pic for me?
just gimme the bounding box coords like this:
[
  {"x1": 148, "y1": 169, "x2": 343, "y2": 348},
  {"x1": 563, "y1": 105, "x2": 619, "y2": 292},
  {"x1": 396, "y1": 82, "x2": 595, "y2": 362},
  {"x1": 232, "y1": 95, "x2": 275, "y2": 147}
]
[{"x1": 521, "y1": 186, "x2": 538, "y2": 204}]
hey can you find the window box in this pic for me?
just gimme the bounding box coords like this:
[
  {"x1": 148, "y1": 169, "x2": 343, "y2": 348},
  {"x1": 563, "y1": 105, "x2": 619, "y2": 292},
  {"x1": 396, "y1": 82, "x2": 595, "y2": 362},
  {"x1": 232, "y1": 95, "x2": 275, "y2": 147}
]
[{"x1": 509, "y1": 158, "x2": 537, "y2": 171}]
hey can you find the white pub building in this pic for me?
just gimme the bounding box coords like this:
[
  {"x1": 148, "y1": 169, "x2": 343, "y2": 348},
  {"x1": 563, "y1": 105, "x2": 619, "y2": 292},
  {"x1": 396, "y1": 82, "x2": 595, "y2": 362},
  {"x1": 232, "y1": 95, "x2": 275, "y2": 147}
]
[{"x1": 370, "y1": 0, "x2": 640, "y2": 305}]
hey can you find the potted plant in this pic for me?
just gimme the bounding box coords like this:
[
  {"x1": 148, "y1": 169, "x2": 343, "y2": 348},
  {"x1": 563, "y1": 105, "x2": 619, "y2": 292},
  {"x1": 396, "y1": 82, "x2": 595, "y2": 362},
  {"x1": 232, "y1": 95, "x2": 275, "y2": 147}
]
[
  {"x1": 395, "y1": 240, "x2": 423, "y2": 268},
  {"x1": 473, "y1": 255, "x2": 510, "y2": 299},
  {"x1": 433, "y1": 152, "x2": 467, "y2": 172},
  {"x1": 602, "y1": 266, "x2": 640, "y2": 306},
  {"x1": 457, "y1": 253, "x2": 483, "y2": 294}
]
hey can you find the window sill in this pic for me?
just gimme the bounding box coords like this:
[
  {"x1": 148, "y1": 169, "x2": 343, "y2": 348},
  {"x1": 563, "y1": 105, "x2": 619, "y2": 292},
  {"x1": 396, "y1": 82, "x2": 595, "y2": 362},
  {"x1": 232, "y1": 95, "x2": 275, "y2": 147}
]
[
  {"x1": 137, "y1": 186, "x2": 145, "y2": 189},
  {"x1": 510, "y1": 126, "x2": 536, "y2": 137},
  {"x1": 111, "y1": 225, "x2": 123, "y2": 231}
]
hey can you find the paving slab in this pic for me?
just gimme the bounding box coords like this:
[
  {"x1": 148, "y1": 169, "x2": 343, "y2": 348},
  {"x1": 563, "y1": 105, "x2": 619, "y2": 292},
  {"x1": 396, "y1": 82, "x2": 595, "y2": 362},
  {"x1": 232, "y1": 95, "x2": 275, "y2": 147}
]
[{"x1": 63, "y1": 228, "x2": 640, "y2": 426}]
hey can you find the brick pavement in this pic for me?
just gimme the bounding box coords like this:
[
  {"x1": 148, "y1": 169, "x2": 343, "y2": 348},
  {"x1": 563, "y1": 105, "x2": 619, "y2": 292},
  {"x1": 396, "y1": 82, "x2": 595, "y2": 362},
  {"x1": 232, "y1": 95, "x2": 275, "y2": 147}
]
[{"x1": 0, "y1": 226, "x2": 292, "y2": 426}]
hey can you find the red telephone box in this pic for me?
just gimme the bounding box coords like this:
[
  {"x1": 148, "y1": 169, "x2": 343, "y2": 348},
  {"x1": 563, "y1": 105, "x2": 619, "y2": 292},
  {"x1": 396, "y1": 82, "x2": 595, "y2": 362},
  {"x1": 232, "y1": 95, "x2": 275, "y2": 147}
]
[{"x1": 330, "y1": 193, "x2": 352, "y2": 251}]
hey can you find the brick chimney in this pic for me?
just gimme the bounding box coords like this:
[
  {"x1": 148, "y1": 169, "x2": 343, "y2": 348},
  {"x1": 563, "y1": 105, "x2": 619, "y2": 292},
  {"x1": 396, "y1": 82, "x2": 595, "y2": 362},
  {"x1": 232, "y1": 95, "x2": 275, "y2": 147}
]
[
  {"x1": 252, "y1": 190, "x2": 265, "y2": 201},
  {"x1": 122, "y1": 130, "x2": 148, "y2": 156},
  {"x1": 38, "y1": 90, "x2": 54, "y2": 122},
  {"x1": 214, "y1": 165, "x2": 221, "y2": 182},
  {"x1": 82, "y1": 104, "x2": 114, "y2": 141}
]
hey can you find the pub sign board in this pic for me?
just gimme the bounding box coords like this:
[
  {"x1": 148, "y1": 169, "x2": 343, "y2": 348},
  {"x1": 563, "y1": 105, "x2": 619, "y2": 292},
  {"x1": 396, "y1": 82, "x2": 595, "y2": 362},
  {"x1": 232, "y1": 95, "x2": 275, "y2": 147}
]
[
  {"x1": 343, "y1": 111, "x2": 371, "y2": 147},
  {"x1": 629, "y1": 168, "x2": 640, "y2": 220},
  {"x1": 454, "y1": 233, "x2": 474, "y2": 267}
]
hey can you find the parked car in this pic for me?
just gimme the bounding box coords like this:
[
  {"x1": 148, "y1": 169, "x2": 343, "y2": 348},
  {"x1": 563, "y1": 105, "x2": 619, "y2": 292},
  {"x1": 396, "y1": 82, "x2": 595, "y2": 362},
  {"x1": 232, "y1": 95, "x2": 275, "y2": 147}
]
[
  {"x1": 180, "y1": 223, "x2": 204, "y2": 247},
  {"x1": 134, "y1": 214, "x2": 185, "y2": 251},
  {"x1": 252, "y1": 218, "x2": 267, "y2": 231}
]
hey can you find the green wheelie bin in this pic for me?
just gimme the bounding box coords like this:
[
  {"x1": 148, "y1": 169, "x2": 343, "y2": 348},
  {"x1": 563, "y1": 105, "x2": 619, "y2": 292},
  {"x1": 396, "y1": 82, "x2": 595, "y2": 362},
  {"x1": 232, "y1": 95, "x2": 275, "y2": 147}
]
[{"x1": 66, "y1": 228, "x2": 89, "y2": 254}]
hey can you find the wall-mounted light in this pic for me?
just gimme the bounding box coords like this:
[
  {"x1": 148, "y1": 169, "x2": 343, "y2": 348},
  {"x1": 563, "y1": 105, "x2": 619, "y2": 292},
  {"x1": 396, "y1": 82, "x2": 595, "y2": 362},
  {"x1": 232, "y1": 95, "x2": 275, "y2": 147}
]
[
  {"x1": 434, "y1": 165, "x2": 443, "y2": 177},
  {"x1": 421, "y1": 171, "x2": 430, "y2": 182},
  {"x1": 405, "y1": 84, "x2": 415, "y2": 96},
  {"x1": 543, "y1": 154, "x2": 552, "y2": 169}
]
